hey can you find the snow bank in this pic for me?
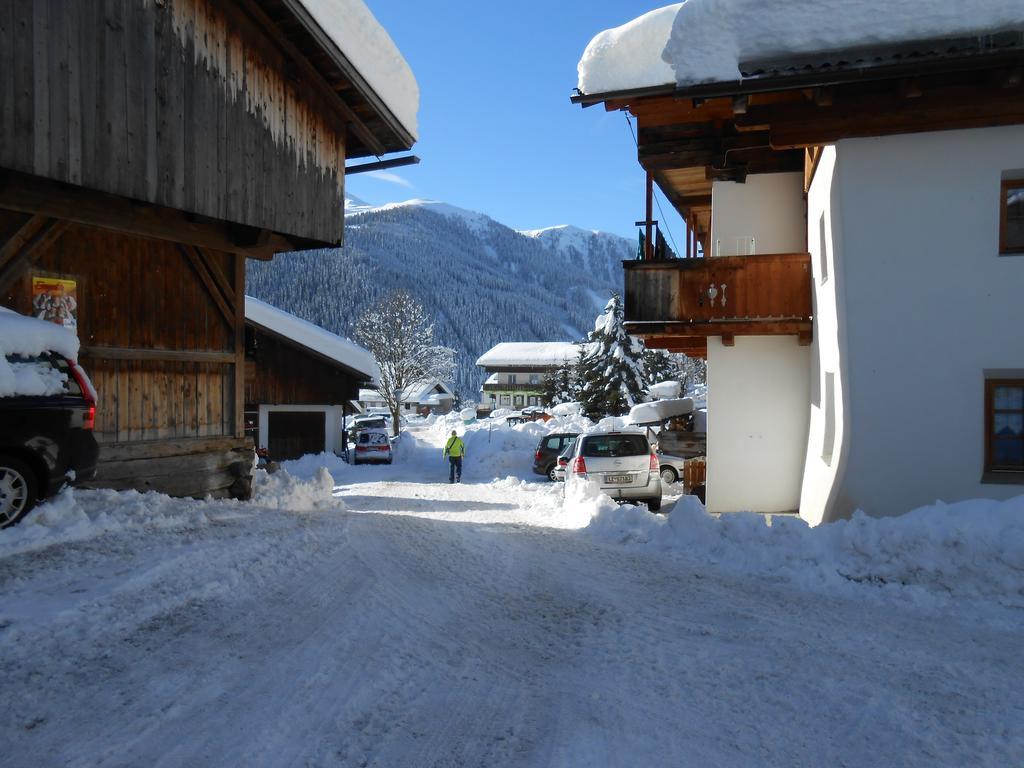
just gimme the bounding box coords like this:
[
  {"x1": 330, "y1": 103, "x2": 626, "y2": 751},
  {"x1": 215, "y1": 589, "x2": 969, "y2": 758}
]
[
  {"x1": 0, "y1": 307, "x2": 80, "y2": 397},
  {"x1": 574, "y1": 492, "x2": 1024, "y2": 607},
  {"x1": 0, "y1": 489, "x2": 211, "y2": 557},
  {"x1": 0, "y1": 467, "x2": 346, "y2": 557},
  {"x1": 578, "y1": 1, "x2": 1024, "y2": 94},
  {"x1": 251, "y1": 467, "x2": 346, "y2": 512}
]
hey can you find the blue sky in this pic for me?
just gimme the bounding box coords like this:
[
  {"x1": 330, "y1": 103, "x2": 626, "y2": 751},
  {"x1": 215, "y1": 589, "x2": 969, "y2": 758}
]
[{"x1": 348, "y1": 1, "x2": 686, "y2": 245}]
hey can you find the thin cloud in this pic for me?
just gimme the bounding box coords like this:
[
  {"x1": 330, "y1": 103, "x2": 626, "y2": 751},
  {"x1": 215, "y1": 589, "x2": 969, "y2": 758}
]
[{"x1": 366, "y1": 171, "x2": 414, "y2": 189}]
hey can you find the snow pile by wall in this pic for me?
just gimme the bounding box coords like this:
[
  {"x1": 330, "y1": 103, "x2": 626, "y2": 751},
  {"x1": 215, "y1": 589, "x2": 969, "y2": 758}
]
[
  {"x1": 0, "y1": 489, "x2": 211, "y2": 557},
  {"x1": 0, "y1": 308, "x2": 80, "y2": 397},
  {"x1": 252, "y1": 467, "x2": 346, "y2": 512},
  {"x1": 576, "y1": 492, "x2": 1024, "y2": 606}
]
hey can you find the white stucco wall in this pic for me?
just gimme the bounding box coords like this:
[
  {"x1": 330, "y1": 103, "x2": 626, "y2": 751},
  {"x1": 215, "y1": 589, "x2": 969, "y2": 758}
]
[
  {"x1": 811, "y1": 126, "x2": 1024, "y2": 521},
  {"x1": 706, "y1": 335, "x2": 811, "y2": 513},
  {"x1": 710, "y1": 172, "x2": 806, "y2": 256},
  {"x1": 799, "y1": 147, "x2": 849, "y2": 526},
  {"x1": 258, "y1": 404, "x2": 345, "y2": 455}
]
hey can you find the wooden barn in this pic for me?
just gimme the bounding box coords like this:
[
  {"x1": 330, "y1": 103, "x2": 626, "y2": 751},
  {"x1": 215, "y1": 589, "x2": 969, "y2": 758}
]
[
  {"x1": 244, "y1": 296, "x2": 377, "y2": 461},
  {"x1": 0, "y1": 0, "x2": 417, "y2": 497}
]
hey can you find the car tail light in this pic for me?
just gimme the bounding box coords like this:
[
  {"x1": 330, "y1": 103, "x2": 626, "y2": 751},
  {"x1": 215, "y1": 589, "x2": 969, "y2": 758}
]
[
  {"x1": 558, "y1": 457, "x2": 568, "y2": 467},
  {"x1": 649, "y1": 452, "x2": 659, "y2": 471},
  {"x1": 356, "y1": 445, "x2": 368, "y2": 452},
  {"x1": 571, "y1": 456, "x2": 587, "y2": 475},
  {"x1": 69, "y1": 361, "x2": 96, "y2": 431},
  {"x1": 535, "y1": 450, "x2": 543, "y2": 462}
]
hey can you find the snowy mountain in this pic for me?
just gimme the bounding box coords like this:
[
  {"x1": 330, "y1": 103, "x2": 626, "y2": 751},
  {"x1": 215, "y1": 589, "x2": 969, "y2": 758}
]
[{"x1": 246, "y1": 198, "x2": 633, "y2": 397}]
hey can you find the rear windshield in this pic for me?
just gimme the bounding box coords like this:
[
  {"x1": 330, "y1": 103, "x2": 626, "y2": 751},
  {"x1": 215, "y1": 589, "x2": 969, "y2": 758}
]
[
  {"x1": 359, "y1": 432, "x2": 389, "y2": 445},
  {"x1": 580, "y1": 434, "x2": 648, "y2": 458},
  {"x1": 3, "y1": 353, "x2": 78, "y2": 398}
]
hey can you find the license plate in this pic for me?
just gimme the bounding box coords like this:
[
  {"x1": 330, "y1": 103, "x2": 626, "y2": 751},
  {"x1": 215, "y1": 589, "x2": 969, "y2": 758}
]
[{"x1": 604, "y1": 474, "x2": 633, "y2": 484}]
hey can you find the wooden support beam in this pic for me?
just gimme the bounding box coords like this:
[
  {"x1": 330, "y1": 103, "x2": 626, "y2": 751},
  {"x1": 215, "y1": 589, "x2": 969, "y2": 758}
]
[
  {"x1": 181, "y1": 245, "x2": 235, "y2": 330},
  {"x1": 798, "y1": 330, "x2": 813, "y2": 346},
  {"x1": 0, "y1": 170, "x2": 325, "y2": 260},
  {"x1": 80, "y1": 346, "x2": 236, "y2": 363},
  {"x1": 234, "y1": 254, "x2": 246, "y2": 439},
  {"x1": 194, "y1": 247, "x2": 235, "y2": 313},
  {"x1": 721, "y1": 334, "x2": 736, "y2": 346},
  {"x1": 645, "y1": 171, "x2": 654, "y2": 261},
  {"x1": 0, "y1": 217, "x2": 71, "y2": 296}
]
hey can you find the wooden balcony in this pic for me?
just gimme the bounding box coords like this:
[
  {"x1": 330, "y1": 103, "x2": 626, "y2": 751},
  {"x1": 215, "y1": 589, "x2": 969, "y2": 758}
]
[
  {"x1": 624, "y1": 252, "x2": 813, "y2": 356},
  {"x1": 482, "y1": 382, "x2": 544, "y2": 393}
]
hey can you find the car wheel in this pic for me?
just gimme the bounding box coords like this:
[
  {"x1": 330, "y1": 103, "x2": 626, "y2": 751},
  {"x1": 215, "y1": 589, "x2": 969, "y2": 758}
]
[
  {"x1": 546, "y1": 464, "x2": 558, "y2": 482},
  {"x1": 647, "y1": 497, "x2": 662, "y2": 513},
  {"x1": 0, "y1": 456, "x2": 38, "y2": 529},
  {"x1": 387, "y1": 457, "x2": 393, "y2": 465},
  {"x1": 659, "y1": 466, "x2": 678, "y2": 485}
]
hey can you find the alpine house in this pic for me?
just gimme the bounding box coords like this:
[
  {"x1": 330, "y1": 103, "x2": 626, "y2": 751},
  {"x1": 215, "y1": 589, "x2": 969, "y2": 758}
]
[{"x1": 573, "y1": 1, "x2": 1024, "y2": 523}]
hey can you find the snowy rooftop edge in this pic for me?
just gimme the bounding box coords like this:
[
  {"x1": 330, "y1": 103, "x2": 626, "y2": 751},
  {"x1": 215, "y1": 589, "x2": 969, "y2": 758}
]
[
  {"x1": 476, "y1": 342, "x2": 579, "y2": 368},
  {"x1": 577, "y1": 1, "x2": 1024, "y2": 95},
  {"x1": 296, "y1": 0, "x2": 419, "y2": 140},
  {"x1": 244, "y1": 296, "x2": 378, "y2": 380}
]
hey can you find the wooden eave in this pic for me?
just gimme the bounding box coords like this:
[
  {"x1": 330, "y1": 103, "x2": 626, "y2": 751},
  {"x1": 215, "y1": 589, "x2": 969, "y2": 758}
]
[
  {"x1": 574, "y1": 38, "x2": 1024, "y2": 251},
  {"x1": 0, "y1": 170, "x2": 325, "y2": 260},
  {"x1": 252, "y1": 0, "x2": 416, "y2": 159}
]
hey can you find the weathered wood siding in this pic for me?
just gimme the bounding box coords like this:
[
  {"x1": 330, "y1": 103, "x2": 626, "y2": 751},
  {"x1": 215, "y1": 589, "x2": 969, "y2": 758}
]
[
  {"x1": 245, "y1": 326, "x2": 366, "y2": 407},
  {"x1": 3, "y1": 217, "x2": 240, "y2": 444},
  {"x1": 0, "y1": 0, "x2": 346, "y2": 244}
]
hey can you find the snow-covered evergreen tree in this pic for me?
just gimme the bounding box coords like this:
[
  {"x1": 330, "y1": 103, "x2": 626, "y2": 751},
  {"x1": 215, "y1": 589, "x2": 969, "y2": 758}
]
[
  {"x1": 578, "y1": 295, "x2": 647, "y2": 419},
  {"x1": 541, "y1": 347, "x2": 584, "y2": 406},
  {"x1": 355, "y1": 291, "x2": 457, "y2": 435}
]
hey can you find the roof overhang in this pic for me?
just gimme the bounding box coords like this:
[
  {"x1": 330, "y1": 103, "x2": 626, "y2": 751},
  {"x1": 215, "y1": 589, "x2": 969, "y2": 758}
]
[
  {"x1": 256, "y1": 0, "x2": 416, "y2": 158},
  {"x1": 573, "y1": 33, "x2": 1024, "y2": 251}
]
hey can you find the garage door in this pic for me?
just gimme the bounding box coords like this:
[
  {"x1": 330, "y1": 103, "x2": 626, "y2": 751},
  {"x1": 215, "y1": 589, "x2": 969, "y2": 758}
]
[{"x1": 267, "y1": 411, "x2": 326, "y2": 461}]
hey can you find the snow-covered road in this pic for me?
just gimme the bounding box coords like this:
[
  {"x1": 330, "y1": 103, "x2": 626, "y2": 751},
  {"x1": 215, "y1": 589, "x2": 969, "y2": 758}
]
[{"x1": 2, "y1": 423, "x2": 1022, "y2": 767}]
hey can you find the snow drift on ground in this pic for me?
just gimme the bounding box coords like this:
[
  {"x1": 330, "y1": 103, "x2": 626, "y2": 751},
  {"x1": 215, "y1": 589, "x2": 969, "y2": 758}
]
[
  {"x1": 0, "y1": 469, "x2": 345, "y2": 557},
  {"x1": 577, "y1": 1, "x2": 1024, "y2": 93},
  {"x1": 570, "y1": 486, "x2": 1024, "y2": 607}
]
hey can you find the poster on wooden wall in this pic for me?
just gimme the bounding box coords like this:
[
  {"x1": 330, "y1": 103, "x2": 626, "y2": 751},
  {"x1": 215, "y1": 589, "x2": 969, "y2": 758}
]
[{"x1": 31, "y1": 276, "x2": 78, "y2": 332}]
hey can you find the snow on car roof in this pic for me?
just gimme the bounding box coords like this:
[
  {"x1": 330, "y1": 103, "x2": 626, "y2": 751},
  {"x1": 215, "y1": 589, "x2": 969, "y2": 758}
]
[
  {"x1": 577, "y1": 1, "x2": 1024, "y2": 94},
  {"x1": 245, "y1": 297, "x2": 378, "y2": 380},
  {"x1": 476, "y1": 342, "x2": 578, "y2": 368},
  {"x1": 295, "y1": 0, "x2": 419, "y2": 139}
]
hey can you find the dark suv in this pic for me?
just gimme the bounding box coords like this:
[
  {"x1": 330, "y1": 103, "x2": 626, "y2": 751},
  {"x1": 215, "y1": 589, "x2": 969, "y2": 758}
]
[
  {"x1": 532, "y1": 432, "x2": 579, "y2": 481},
  {"x1": 0, "y1": 353, "x2": 99, "y2": 527}
]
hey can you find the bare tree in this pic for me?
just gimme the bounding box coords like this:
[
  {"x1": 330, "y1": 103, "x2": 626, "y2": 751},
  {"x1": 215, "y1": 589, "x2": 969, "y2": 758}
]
[{"x1": 355, "y1": 290, "x2": 457, "y2": 436}]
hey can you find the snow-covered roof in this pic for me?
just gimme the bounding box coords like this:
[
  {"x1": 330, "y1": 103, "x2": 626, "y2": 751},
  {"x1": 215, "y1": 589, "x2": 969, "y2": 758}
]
[
  {"x1": 476, "y1": 342, "x2": 578, "y2": 369},
  {"x1": 358, "y1": 380, "x2": 454, "y2": 404},
  {"x1": 295, "y1": 0, "x2": 419, "y2": 139},
  {"x1": 578, "y1": 1, "x2": 1024, "y2": 94},
  {"x1": 245, "y1": 296, "x2": 378, "y2": 379}
]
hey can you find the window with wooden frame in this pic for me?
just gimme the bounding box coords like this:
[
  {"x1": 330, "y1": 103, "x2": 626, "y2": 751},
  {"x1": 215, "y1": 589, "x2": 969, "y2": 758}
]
[
  {"x1": 1000, "y1": 180, "x2": 1024, "y2": 254},
  {"x1": 986, "y1": 379, "x2": 1024, "y2": 475}
]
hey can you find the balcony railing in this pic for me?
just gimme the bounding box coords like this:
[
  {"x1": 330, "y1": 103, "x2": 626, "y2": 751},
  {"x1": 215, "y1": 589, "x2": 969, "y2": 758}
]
[
  {"x1": 482, "y1": 382, "x2": 544, "y2": 393},
  {"x1": 623, "y1": 252, "x2": 813, "y2": 346}
]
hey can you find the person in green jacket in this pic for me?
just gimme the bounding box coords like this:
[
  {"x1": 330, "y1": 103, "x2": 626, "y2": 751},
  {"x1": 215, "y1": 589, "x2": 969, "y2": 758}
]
[{"x1": 443, "y1": 430, "x2": 466, "y2": 483}]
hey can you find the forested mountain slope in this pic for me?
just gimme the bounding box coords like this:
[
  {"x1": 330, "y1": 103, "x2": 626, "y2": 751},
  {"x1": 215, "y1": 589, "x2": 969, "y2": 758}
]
[{"x1": 246, "y1": 199, "x2": 632, "y2": 397}]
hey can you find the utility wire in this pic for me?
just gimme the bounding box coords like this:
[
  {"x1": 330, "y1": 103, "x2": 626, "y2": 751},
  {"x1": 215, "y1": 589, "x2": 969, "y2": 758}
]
[{"x1": 624, "y1": 113, "x2": 682, "y2": 257}]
